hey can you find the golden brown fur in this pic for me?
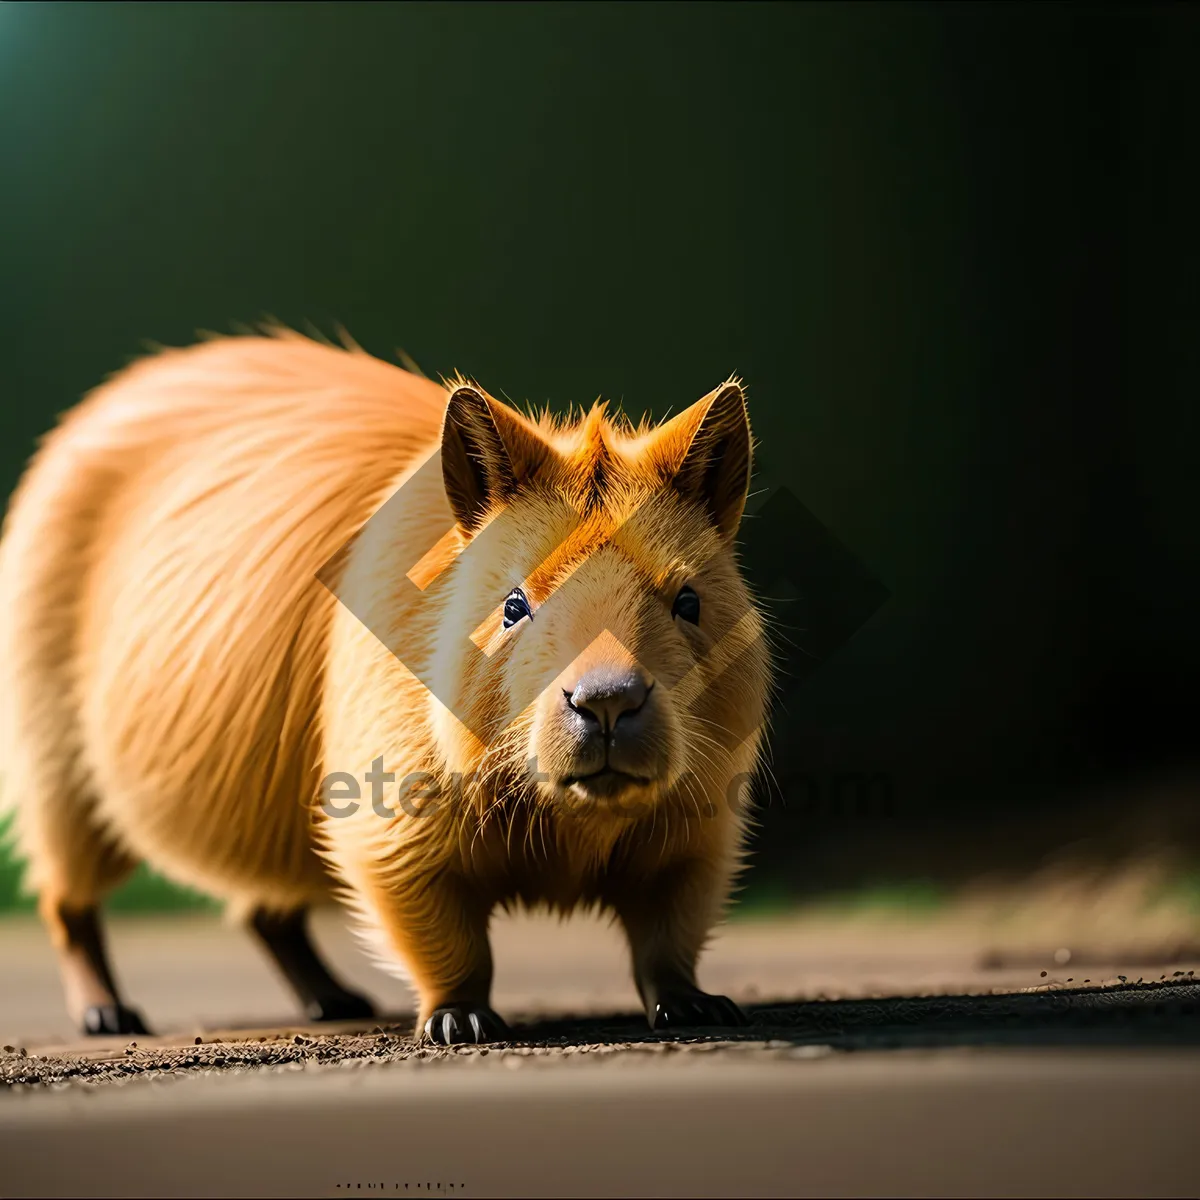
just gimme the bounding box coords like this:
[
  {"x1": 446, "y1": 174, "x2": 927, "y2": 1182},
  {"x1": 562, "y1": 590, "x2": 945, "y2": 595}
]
[{"x1": 0, "y1": 329, "x2": 771, "y2": 1038}]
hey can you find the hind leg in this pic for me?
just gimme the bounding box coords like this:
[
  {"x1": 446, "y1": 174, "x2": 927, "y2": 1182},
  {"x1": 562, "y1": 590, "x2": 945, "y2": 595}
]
[
  {"x1": 41, "y1": 899, "x2": 150, "y2": 1036},
  {"x1": 247, "y1": 907, "x2": 376, "y2": 1023},
  {"x1": 22, "y1": 801, "x2": 151, "y2": 1036}
]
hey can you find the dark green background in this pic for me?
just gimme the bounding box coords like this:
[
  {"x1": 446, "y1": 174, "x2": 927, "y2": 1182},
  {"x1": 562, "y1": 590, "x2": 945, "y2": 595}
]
[{"x1": 1, "y1": 2, "x2": 1197, "y2": 902}]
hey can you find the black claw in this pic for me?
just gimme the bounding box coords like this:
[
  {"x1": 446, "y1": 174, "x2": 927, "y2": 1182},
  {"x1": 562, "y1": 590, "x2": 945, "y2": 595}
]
[
  {"x1": 82, "y1": 1004, "x2": 151, "y2": 1037},
  {"x1": 714, "y1": 995, "x2": 750, "y2": 1026},
  {"x1": 650, "y1": 991, "x2": 746, "y2": 1032},
  {"x1": 305, "y1": 990, "x2": 377, "y2": 1023},
  {"x1": 424, "y1": 1003, "x2": 509, "y2": 1045}
]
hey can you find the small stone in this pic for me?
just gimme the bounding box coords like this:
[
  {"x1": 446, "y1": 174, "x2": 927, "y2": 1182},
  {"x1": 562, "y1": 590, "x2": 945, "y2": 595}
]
[{"x1": 790, "y1": 1045, "x2": 833, "y2": 1060}]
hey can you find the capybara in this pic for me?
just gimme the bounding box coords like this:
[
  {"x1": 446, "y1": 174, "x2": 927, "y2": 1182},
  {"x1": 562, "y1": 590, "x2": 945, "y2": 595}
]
[{"x1": 0, "y1": 328, "x2": 771, "y2": 1042}]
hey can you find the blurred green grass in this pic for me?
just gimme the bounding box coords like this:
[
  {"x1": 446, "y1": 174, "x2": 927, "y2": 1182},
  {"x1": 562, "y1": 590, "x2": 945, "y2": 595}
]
[{"x1": 726, "y1": 876, "x2": 947, "y2": 921}]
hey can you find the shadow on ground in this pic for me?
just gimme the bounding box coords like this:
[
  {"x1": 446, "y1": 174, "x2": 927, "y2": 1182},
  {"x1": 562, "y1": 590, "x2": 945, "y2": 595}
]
[{"x1": 530, "y1": 976, "x2": 1200, "y2": 1051}]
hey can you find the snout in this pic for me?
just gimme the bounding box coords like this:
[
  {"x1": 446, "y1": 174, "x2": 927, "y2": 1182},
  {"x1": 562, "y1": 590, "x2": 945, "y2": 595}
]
[
  {"x1": 565, "y1": 668, "x2": 650, "y2": 732},
  {"x1": 556, "y1": 666, "x2": 666, "y2": 797}
]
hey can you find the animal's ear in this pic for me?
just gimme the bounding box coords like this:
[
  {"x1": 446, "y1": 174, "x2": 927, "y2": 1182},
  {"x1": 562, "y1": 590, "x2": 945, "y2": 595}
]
[
  {"x1": 440, "y1": 381, "x2": 555, "y2": 533},
  {"x1": 647, "y1": 380, "x2": 753, "y2": 540}
]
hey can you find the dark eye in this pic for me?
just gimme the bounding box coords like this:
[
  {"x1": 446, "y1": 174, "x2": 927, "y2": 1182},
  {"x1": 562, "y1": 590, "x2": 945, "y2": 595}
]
[
  {"x1": 671, "y1": 585, "x2": 700, "y2": 625},
  {"x1": 503, "y1": 587, "x2": 532, "y2": 629}
]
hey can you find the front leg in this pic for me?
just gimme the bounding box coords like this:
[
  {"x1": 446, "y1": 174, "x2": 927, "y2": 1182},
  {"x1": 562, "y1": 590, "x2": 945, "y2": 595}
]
[
  {"x1": 609, "y1": 858, "x2": 749, "y2": 1032},
  {"x1": 359, "y1": 862, "x2": 508, "y2": 1045}
]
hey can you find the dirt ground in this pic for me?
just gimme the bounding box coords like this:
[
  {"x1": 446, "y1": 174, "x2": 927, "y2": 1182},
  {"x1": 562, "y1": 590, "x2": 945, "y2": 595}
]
[{"x1": 2, "y1": 910, "x2": 1198, "y2": 1197}]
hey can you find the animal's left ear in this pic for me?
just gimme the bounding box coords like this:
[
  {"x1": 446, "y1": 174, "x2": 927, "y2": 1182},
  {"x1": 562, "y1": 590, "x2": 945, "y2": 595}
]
[{"x1": 649, "y1": 380, "x2": 753, "y2": 541}]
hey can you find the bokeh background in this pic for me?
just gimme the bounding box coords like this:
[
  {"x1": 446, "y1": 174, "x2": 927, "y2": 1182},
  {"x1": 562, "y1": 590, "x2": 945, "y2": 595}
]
[{"x1": 1, "y1": 1, "x2": 1197, "y2": 920}]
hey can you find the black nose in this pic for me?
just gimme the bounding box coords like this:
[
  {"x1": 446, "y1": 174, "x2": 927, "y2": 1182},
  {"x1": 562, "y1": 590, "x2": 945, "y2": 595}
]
[{"x1": 565, "y1": 668, "x2": 651, "y2": 732}]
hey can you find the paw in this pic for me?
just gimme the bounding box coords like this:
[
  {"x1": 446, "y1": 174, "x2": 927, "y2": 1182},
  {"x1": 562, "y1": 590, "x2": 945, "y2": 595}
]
[
  {"x1": 423, "y1": 1004, "x2": 509, "y2": 1045},
  {"x1": 82, "y1": 1003, "x2": 151, "y2": 1037},
  {"x1": 649, "y1": 990, "x2": 748, "y2": 1032},
  {"x1": 304, "y1": 990, "x2": 377, "y2": 1023}
]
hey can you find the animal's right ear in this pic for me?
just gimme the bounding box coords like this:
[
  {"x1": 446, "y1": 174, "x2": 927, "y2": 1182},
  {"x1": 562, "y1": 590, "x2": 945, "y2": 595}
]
[{"x1": 440, "y1": 381, "x2": 554, "y2": 533}]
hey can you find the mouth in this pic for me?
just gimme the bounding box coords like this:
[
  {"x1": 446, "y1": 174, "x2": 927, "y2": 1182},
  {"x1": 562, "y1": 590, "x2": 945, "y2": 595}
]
[{"x1": 559, "y1": 766, "x2": 653, "y2": 798}]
